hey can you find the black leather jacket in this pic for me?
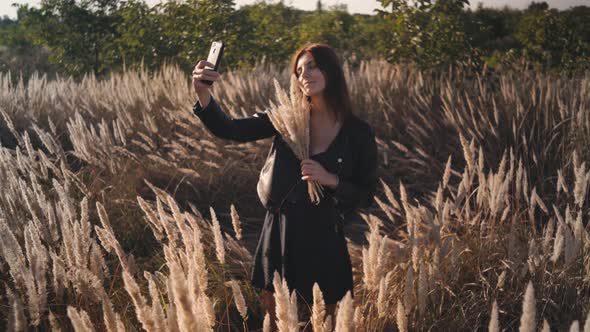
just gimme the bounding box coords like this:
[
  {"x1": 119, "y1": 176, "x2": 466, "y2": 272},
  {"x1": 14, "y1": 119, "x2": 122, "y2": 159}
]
[{"x1": 193, "y1": 96, "x2": 378, "y2": 217}]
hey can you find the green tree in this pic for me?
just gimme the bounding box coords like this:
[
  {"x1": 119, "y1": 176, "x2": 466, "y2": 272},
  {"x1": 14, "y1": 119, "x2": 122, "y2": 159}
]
[
  {"x1": 238, "y1": 1, "x2": 303, "y2": 66},
  {"x1": 465, "y1": 5, "x2": 521, "y2": 53},
  {"x1": 152, "y1": 1, "x2": 201, "y2": 70},
  {"x1": 296, "y1": 5, "x2": 357, "y2": 56},
  {"x1": 351, "y1": 13, "x2": 393, "y2": 61},
  {"x1": 5, "y1": 0, "x2": 589, "y2": 77},
  {"x1": 516, "y1": 4, "x2": 568, "y2": 69},
  {"x1": 316, "y1": 0, "x2": 323, "y2": 13},
  {"x1": 0, "y1": 9, "x2": 56, "y2": 78},
  {"x1": 113, "y1": 0, "x2": 245, "y2": 73},
  {"x1": 0, "y1": 15, "x2": 16, "y2": 29},
  {"x1": 376, "y1": 0, "x2": 476, "y2": 70},
  {"x1": 186, "y1": 0, "x2": 249, "y2": 71},
  {"x1": 18, "y1": 0, "x2": 120, "y2": 76},
  {"x1": 559, "y1": 6, "x2": 590, "y2": 72},
  {"x1": 109, "y1": 0, "x2": 162, "y2": 71}
]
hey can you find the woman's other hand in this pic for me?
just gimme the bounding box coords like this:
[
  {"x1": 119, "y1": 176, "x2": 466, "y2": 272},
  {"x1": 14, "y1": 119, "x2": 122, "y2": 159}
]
[
  {"x1": 301, "y1": 159, "x2": 339, "y2": 188},
  {"x1": 192, "y1": 60, "x2": 221, "y2": 107}
]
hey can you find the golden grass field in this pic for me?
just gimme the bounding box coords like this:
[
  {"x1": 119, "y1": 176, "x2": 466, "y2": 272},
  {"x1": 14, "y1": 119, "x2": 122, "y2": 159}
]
[{"x1": 0, "y1": 59, "x2": 589, "y2": 331}]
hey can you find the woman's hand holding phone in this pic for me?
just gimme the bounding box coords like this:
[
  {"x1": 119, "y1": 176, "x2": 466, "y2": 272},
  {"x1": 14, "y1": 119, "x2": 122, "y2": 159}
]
[{"x1": 192, "y1": 60, "x2": 221, "y2": 108}]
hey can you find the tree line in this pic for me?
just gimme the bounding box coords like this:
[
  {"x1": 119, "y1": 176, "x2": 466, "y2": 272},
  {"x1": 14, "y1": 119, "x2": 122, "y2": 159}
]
[{"x1": 0, "y1": 0, "x2": 589, "y2": 79}]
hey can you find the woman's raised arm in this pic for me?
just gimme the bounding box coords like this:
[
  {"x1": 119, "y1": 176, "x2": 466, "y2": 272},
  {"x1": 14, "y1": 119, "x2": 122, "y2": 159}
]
[
  {"x1": 192, "y1": 59, "x2": 276, "y2": 142},
  {"x1": 193, "y1": 96, "x2": 277, "y2": 142}
]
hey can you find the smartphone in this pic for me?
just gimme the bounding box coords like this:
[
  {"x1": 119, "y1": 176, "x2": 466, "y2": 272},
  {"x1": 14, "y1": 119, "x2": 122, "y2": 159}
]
[{"x1": 202, "y1": 41, "x2": 224, "y2": 85}]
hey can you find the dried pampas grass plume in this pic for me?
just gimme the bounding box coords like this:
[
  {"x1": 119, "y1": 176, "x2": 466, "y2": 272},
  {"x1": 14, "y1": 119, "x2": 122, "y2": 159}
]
[
  {"x1": 266, "y1": 75, "x2": 323, "y2": 205},
  {"x1": 377, "y1": 275, "x2": 388, "y2": 318},
  {"x1": 417, "y1": 262, "x2": 428, "y2": 316},
  {"x1": 323, "y1": 315, "x2": 333, "y2": 332},
  {"x1": 489, "y1": 300, "x2": 499, "y2": 332},
  {"x1": 396, "y1": 299, "x2": 407, "y2": 332},
  {"x1": 272, "y1": 271, "x2": 298, "y2": 332},
  {"x1": 459, "y1": 134, "x2": 474, "y2": 174},
  {"x1": 403, "y1": 265, "x2": 414, "y2": 315},
  {"x1": 209, "y1": 207, "x2": 226, "y2": 264},
  {"x1": 335, "y1": 291, "x2": 354, "y2": 332},
  {"x1": 263, "y1": 313, "x2": 271, "y2": 332},
  {"x1": 353, "y1": 306, "x2": 365, "y2": 331},
  {"x1": 519, "y1": 281, "x2": 536, "y2": 332},
  {"x1": 442, "y1": 155, "x2": 452, "y2": 189},
  {"x1": 229, "y1": 279, "x2": 247, "y2": 320},
  {"x1": 574, "y1": 162, "x2": 588, "y2": 208},
  {"x1": 312, "y1": 282, "x2": 327, "y2": 332},
  {"x1": 200, "y1": 295, "x2": 216, "y2": 329},
  {"x1": 570, "y1": 321, "x2": 580, "y2": 332},
  {"x1": 6, "y1": 287, "x2": 26, "y2": 332},
  {"x1": 230, "y1": 204, "x2": 242, "y2": 240},
  {"x1": 67, "y1": 306, "x2": 96, "y2": 332}
]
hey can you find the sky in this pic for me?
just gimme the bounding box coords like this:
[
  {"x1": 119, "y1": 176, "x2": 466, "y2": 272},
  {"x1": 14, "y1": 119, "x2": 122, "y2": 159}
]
[{"x1": 1, "y1": 0, "x2": 589, "y2": 19}]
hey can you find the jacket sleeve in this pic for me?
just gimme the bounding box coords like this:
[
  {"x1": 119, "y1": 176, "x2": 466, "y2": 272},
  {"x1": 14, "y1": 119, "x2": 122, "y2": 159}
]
[
  {"x1": 193, "y1": 95, "x2": 277, "y2": 142},
  {"x1": 329, "y1": 126, "x2": 378, "y2": 214}
]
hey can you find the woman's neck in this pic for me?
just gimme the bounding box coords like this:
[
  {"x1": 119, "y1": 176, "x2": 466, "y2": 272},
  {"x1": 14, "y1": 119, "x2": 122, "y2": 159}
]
[{"x1": 310, "y1": 95, "x2": 337, "y2": 123}]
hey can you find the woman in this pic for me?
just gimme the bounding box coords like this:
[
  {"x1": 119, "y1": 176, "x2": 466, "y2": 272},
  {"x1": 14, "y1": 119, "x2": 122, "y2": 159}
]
[{"x1": 191, "y1": 43, "x2": 378, "y2": 328}]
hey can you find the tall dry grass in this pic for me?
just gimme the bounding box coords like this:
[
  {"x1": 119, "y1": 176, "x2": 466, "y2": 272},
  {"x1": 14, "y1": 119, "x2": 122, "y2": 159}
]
[{"x1": 0, "y1": 59, "x2": 589, "y2": 330}]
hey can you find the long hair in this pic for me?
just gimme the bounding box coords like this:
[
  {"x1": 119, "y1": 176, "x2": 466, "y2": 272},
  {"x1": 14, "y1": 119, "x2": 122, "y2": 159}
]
[{"x1": 291, "y1": 43, "x2": 352, "y2": 123}]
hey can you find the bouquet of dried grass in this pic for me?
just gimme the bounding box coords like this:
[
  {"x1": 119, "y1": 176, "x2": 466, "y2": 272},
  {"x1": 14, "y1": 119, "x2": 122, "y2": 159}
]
[{"x1": 266, "y1": 74, "x2": 324, "y2": 205}]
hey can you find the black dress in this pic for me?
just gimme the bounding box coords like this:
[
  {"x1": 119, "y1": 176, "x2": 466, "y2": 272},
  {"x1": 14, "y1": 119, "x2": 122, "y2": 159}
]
[
  {"x1": 193, "y1": 96, "x2": 378, "y2": 306},
  {"x1": 251, "y1": 150, "x2": 354, "y2": 306}
]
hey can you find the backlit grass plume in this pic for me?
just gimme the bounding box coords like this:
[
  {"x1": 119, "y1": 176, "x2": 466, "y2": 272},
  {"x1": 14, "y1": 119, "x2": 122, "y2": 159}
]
[
  {"x1": 1, "y1": 59, "x2": 590, "y2": 331},
  {"x1": 266, "y1": 74, "x2": 323, "y2": 205}
]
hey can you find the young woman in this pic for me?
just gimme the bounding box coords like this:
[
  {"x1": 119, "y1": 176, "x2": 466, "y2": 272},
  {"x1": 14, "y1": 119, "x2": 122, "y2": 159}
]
[{"x1": 191, "y1": 43, "x2": 378, "y2": 329}]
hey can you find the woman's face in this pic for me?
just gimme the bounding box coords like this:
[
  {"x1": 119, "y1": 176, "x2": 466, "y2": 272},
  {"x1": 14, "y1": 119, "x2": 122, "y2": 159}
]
[{"x1": 296, "y1": 52, "x2": 326, "y2": 97}]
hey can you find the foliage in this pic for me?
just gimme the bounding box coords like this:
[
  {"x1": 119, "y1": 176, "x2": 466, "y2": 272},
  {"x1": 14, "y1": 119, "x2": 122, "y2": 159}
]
[
  {"x1": 376, "y1": 0, "x2": 475, "y2": 70},
  {"x1": 464, "y1": 5, "x2": 521, "y2": 53},
  {"x1": 297, "y1": 5, "x2": 357, "y2": 56},
  {"x1": 516, "y1": 3, "x2": 590, "y2": 72},
  {"x1": 237, "y1": 1, "x2": 303, "y2": 67},
  {"x1": 0, "y1": 10, "x2": 56, "y2": 79},
  {"x1": 109, "y1": 0, "x2": 162, "y2": 71},
  {"x1": 18, "y1": 0, "x2": 120, "y2": 76},
  {"x1": 1, "y1": 0, "x2": 590, "y2": 78}
]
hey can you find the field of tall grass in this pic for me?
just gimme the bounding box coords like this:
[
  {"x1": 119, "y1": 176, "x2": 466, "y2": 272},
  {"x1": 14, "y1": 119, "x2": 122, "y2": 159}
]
[{"x1": 0, "y1": 59, "x2": 589, "y2": 331}]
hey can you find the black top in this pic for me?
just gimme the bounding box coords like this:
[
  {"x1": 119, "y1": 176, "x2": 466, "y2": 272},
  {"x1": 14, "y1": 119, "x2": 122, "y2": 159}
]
[{"x1": 193, "y1": 95, "x2": 378, "y2": 218}]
